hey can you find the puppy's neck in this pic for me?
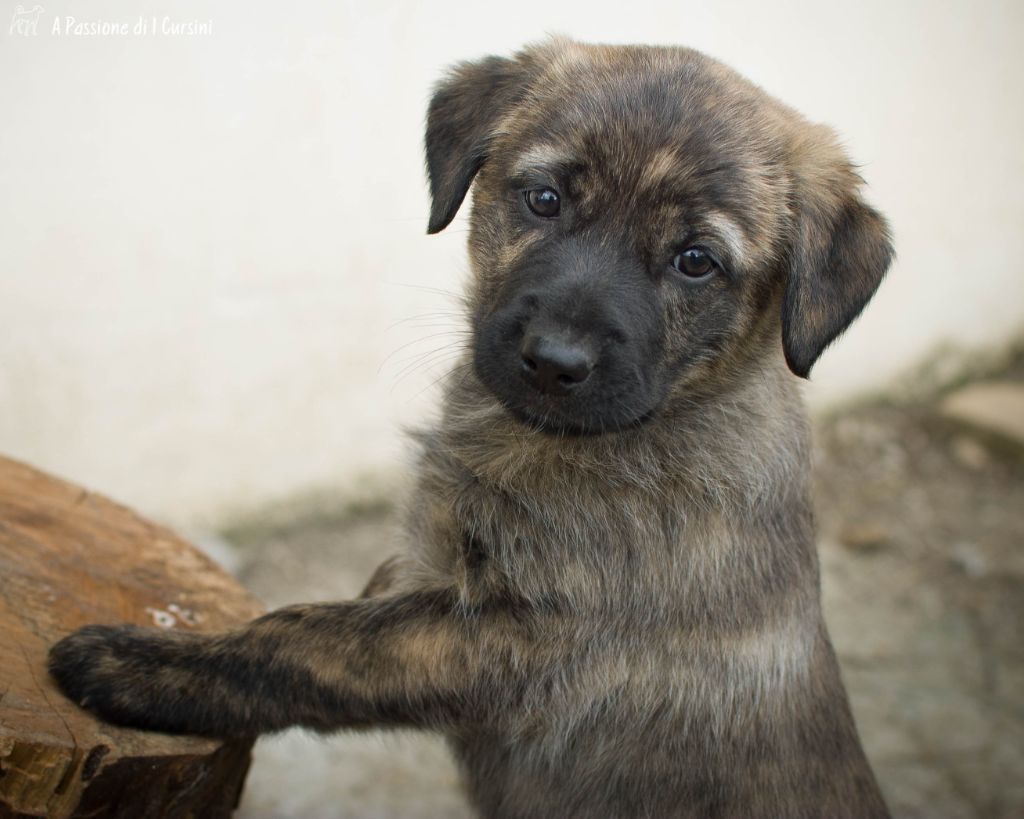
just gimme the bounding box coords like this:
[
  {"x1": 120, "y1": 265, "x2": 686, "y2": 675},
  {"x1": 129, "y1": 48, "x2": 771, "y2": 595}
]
[{"x1": 433, "y1": 352, "x2": 810, "y2": 512}]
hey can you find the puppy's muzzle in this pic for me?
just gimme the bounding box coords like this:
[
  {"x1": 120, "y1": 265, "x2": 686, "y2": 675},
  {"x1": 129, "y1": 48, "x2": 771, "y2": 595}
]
[{"x1": 472, "y1": 237, "x2": 665, "y2": 433}]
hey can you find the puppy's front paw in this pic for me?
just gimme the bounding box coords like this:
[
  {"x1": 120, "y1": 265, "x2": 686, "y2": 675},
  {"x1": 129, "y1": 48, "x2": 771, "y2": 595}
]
[{"x1": 49, "y1": 624, "x2": 185, "y2": 731}]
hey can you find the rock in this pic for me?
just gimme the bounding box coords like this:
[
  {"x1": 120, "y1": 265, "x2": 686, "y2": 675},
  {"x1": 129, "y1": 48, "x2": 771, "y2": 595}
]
[
  {"x1": 950, "y1": 541, "x2": 989, "y2": 578},
  {"x1": 838, "y1": 523, "x2": 891, "y2": 552},
  {"x1": 951, "y1": 435, "x2": 991, "y2": 470},
  {"x1": 941, "y1": 382, "x2": 1024, "y2": 449}
]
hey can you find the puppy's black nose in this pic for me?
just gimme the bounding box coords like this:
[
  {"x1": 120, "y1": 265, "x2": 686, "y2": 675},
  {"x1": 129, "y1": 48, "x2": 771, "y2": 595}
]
[{"x1": 520, "y1": 335, "x2": 595, "y2": 395}]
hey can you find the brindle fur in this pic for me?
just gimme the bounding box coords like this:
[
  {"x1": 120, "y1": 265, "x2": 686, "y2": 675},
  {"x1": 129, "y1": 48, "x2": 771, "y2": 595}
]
[{"x1": 50, "y1": 39, "x2": 893, "y2": 818}]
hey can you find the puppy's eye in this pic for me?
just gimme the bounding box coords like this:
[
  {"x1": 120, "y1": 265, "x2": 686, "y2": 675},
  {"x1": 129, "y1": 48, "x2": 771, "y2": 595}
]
[
  {"x1": 525, "y1": 188, "x2": 561, "y2": 218},
  {"x1": 671, "y1": 248, "x2": 715, "y2": 280}
]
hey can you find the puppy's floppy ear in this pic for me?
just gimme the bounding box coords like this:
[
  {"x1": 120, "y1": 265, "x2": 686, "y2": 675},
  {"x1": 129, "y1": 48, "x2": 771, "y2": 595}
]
[
  {"x1": 782, "y1": 132, "x2": 894, "y2": 378},
  {"x1": 425, "y1": 55, "x2": 529, "y2": 234}
]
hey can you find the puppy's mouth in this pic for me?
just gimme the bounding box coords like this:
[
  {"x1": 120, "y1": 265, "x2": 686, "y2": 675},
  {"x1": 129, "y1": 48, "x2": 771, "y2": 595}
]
[
  {"x1": 500, "y1": 398, "x2": 656, "y2": 437},
  {"x1": 471, "y1": 337, "x2": 660, "y2": 437}
]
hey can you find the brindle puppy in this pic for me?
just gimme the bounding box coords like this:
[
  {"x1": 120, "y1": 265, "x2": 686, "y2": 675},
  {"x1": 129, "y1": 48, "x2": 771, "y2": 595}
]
[{"x1": 50, "y1": 39, "x2": 893, "y2": 818}]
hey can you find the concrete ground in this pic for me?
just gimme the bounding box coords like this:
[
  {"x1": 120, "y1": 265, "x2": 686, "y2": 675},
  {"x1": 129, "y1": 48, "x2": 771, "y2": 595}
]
[{"x1": 223, "y1": 353, "x2": 1024, "y2": 819}]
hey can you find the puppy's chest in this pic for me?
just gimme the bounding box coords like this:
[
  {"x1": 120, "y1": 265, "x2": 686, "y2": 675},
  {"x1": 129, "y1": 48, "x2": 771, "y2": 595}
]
[
  {"x1": 488, "y1": 486, "x2": 672, "y2": 550},
  {"x1": 438, "y1": 472, "x2": 698, "y2": 602}
]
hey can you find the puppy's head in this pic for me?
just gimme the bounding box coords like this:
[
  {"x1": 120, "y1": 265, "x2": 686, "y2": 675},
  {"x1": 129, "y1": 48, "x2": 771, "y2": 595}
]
[{"x1": 426, "y1": 39, "x2": 892, "y2": 434}]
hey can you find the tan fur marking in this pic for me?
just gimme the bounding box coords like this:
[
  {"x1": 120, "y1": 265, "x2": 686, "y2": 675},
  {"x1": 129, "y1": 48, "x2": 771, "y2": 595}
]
[
  {"x1": 510, "y1": 144, "x2": 571, "y2": 177},
  {"x1": 705, "y1": 211, "x2": 751, "y2": 265},
  {"x1": 641, "y1": 147, "x2": 681, "y2": 190}
]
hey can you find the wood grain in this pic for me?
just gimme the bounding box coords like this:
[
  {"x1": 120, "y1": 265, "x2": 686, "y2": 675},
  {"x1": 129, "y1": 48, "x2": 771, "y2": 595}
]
[{"x1": 0, "y1": 455, "x2": 264, "y2": 818}]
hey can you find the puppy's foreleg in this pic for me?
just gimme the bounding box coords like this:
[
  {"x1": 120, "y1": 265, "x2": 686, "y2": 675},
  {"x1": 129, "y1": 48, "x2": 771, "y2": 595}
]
[{"x1": 48, "y1": 590, "x2": 524, "y2": 737}]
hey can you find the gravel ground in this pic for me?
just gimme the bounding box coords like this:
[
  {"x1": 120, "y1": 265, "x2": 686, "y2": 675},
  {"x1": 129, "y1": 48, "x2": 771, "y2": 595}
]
[{"x1": 224, "y1": 355, "x2": 1024, "y2": 819}]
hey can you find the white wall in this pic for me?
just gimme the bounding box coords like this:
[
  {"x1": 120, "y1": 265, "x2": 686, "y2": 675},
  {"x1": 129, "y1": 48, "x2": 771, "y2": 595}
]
[{"x1": 2, "y1": 0, "x2": 1022, "y2": 526}]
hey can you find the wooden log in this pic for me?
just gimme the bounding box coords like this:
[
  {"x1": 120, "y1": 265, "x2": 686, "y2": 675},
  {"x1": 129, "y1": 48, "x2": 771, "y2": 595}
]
[{"x1": 0, "y1": 455, "x2": 265, "y2": 818}]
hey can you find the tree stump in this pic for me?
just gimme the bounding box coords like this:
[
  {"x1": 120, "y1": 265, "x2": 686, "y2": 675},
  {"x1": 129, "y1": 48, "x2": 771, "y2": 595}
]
[{"x1": 0, "y1": 455, "x2": 265, "y2": 818}]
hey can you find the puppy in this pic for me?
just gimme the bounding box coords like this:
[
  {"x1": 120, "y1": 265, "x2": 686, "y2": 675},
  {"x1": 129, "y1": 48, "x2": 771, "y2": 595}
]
[{"x1": 50, "y1": 39, "x2": 893, "y2": 818}]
